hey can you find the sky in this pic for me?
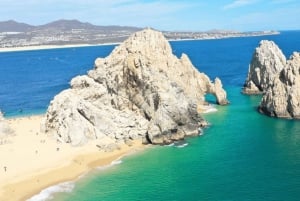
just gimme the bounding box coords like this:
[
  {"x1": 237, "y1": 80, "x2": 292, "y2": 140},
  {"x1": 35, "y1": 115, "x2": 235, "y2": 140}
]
[{"x1": 0, "y1": 0, "x2": 299, "y2": 31}]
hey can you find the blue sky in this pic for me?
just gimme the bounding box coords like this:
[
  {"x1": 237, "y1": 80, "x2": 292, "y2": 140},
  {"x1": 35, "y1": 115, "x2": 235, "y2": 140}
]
[{"x1": 0, "y1": 0, "x2": 299, "y2": 31}]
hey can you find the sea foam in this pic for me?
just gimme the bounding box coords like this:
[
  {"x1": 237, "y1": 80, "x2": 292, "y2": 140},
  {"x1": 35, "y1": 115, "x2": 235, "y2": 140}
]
[
  {"x1": 97, "y1": 159, "x2": 123, "y2": 170},
  {"x1": 111, "y1": 159, "x2": 123, "y2": 166},
  {"x1": 27, "y1": 181, "x2": 74, "y2": 201},
  {"x1": 175, "y1": 142, "x2": 189, "y2": 148},
  {"x1": 203, "y1": 106, "x2": 218, "y2": 113},
  {"x1": 27, "y1": 159, "x2": 124, "y2": 201}
]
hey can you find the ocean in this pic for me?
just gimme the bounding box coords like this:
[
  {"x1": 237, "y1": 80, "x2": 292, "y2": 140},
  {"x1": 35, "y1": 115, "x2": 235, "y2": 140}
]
[{"x1": 1, "y1": 31, "x2": 300, "y2": 201}]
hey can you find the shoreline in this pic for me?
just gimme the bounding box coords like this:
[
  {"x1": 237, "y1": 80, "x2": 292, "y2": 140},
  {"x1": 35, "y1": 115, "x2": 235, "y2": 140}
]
[
  {"x1": 0, "y1": 32, "x2": 280, "y2": 53},
  {"x1": 0, "y1": 43, "x2": 120, "y2": 53},
  {"x1": 0, "y1": 114, "x2": 146, "y2": 201}
]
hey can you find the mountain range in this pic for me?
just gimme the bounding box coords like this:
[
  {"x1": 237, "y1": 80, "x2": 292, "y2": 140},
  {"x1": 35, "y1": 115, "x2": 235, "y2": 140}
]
[
  {"x1": 0, "y1": 19, "x2": 141, "y2": 32},
  {"x1": 0, "y1": 19, "x2": 280, "y2": 48}
]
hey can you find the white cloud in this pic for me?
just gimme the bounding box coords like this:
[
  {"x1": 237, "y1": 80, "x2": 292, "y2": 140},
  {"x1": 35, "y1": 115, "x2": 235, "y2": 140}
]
[
  {"x1": 228, "y1": 6, "x2": 300, "y2": 30},
  {"x1": 223, "y1": 0, "x2": 257, "y2": 10},
  {"x1": 271, "y1": 0, "x2": 297, "y2": 4}
]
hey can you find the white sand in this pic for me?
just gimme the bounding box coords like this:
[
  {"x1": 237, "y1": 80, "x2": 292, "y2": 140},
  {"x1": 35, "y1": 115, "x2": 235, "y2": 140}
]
[
  {"x1": 0, "y1": 43, "x2": 120, "y2": 53},
  {"x1": 0, "y1": 115, "x2": 145, "y2": 201}
]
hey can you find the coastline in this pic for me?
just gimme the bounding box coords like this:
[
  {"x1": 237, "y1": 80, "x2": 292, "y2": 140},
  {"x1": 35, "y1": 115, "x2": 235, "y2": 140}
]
[
  {"x1": 0, "y1": 114, "x2": 146, "y2": 201},
  {"x1": 0, "y1": 32, "x2": 280, "y2": 53},
  {"x1": 0, "y1": 105, "x2": 216, "y2": 201},
  {"x1": 0, "y1": 43, "x2": 120, "y2": 53}
]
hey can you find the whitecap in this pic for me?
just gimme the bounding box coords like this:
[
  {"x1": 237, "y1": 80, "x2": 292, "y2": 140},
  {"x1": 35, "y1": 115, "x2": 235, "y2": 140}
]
[
  {"x1": 111, "y1": 160, "x2": 122, "y2": 165},
  {"x1": 203, "y1": 107, "x2": 218, "y2": 113},
  {"x1": 175, "y1": 142, "x2": 189, "y2": 148},
  {"x1": 97, "y1": 159, "x2": 123, "y2": 170},
  {"x1": 27, "y1": 181, "x2": 74, "y2": 201},
  {"x1": 164, "y1": 143, "x2": 175, "y2": 147}
]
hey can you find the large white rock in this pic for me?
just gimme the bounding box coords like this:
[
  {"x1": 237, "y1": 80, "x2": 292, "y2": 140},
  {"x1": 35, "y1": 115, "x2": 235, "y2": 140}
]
[
  {"x1": 243, "y1": 40, "x2": 286, "y2": 94},
  {"x1": 243, "y1": 40, "x2": 300, "y2": 119},
  {"x1": 42, "y1": 29, "x2": 229, "y2": 146},
  {"x1": 259, "y1": 52, "x2": 300, "y2": 118}
]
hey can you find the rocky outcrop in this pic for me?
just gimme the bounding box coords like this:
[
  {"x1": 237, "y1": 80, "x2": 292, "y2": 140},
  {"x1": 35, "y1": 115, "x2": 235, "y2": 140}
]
[
  {"x1": 243, "y1": 40, "x2": 300, "y2": 119},
  {"x1": 259, "y1": 52, "x2": 300, "y2": 118},
  {"x1": 243, "y1": 40, "x2": 286, "y2": 94},
  {"x1": 41, "y1": 29, "x2": 229, "y2": 146},
  {"x1": 0, "y1": 111, "x2": 14, "y2": 144}
]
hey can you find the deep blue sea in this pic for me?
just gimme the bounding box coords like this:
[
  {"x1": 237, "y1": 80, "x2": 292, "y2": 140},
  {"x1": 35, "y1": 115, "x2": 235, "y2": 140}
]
[{"x1": 1, "y1": 31, "x2": 300, "y2": 201}]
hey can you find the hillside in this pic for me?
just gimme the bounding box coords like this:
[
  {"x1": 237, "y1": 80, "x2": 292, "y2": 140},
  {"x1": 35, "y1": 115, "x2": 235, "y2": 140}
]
[{"x1": 0, "y1": 19, "x2": 279, "y2": 48}]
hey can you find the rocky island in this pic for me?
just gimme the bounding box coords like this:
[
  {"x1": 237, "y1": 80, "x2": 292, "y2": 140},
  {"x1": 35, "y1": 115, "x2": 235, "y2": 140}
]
[
  {"x1": 243, "y1": 40, "x2": 286, "y2": 94},
  {"x1": 41, "y1": 28, "x2": 229, "y2": 146},
  {"x1": 243, "y1": 40, "x2": 300, "y2": 119}
]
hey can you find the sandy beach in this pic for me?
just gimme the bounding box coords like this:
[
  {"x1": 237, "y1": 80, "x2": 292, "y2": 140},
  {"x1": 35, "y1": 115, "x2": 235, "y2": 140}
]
[
  {"x1": 0, "y1": 39, "x2": 211, "y2": 53},
  {"x1": 0, "y1": 115, "x2": 145, "y2": 201},
  {"x1": 0, "y1": 43, "x2": 120, "y2": 53}
]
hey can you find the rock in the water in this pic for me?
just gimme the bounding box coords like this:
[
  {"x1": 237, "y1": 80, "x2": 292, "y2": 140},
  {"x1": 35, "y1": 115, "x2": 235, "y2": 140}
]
[
  {"x1": 259, "y1": 52, "x2": 300, "y2": 118},
  {"x1": 42, "y1": 29, "x2": 229, "y2": 146},
  {"x1": 243, "y1": 40, "x2": 286, "y2": 94},
  {"x1": 244, "y1": 40, "x2": 300, "y2": 119}
]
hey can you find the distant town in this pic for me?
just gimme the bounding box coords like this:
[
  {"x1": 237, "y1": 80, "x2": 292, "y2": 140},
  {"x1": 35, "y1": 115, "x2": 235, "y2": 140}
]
[{"x1": 0, "y1": 19, "x2": 280, "y2": 48}]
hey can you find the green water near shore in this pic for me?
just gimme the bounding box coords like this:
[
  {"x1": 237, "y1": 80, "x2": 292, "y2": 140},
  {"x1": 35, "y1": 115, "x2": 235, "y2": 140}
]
[{"x1": 53, "y1": 86, "x2": 300, "y2": 201}]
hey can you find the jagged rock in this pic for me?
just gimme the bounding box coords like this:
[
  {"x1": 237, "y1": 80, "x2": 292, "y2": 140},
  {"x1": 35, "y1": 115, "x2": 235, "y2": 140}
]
[
  {"x1": 213, "y1": 78, "x2": 228, "y2": 105},
  {"x1": 243, "y1": 40, "x2": 286, "y2": 94},
  {"x1": 96, "y1": 143, "x2": 121, "y2": 152},
  {"x1": 259, "y1": 52, "x2": 300, "y2": 118},
  {"x1": 42, "y1": 29, "x2": 229, "y2": 146},
  {"x1": 0, "y1": 111, "x2": 14, "y2": 144}
]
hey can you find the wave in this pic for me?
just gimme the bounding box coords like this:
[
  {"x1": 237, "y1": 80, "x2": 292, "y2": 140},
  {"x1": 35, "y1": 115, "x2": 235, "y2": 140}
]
[
  {"x1": 27, "y1": 181, "x2": 74, "y2": 201},
  {"x1": 164, "y1": 143, "x2": 175, "y2": 147},
  {"x1": 96, "y1": 159, "x2": 123, "y2": 170},
  {"x1": 163, "y1": 141, "x2": 189, "y2": 148},
  {"x1": 175, "y1": 142, "x2": 188, "y2": 148},
  {"x1": 27, "y1": 159, "x2": 124, "y2": 201},
  {"x1": 203, "y1": 107, "x2": 217, "y2": 113},
  {"x1": 111, "y1": 159, "x2": 123, "y2": 166}
]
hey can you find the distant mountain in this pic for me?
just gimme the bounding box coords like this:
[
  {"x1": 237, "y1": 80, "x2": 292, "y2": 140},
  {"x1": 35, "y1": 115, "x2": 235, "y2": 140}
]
[
  {"x1": 38, "y1": 19, "x2": 141, "y2": 32},
  {"x1": 0, "y1": 20, "x2": 34, "y2": 32},
  {"x1": 0, "y1": 19, "x2": 141, "y2": 33},
  {"x1": 38, "y1": 19, "x2": 96, "y2": 31}
]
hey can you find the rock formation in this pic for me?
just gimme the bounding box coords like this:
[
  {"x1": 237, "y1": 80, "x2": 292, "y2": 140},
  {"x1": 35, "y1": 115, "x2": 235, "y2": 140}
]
[
  {"x1": 41, "y1": 29, "x2": 229, "y2": 146},
  {"x1": 259, "y1": 52, "x2": 300, "y2": 118},
  {"x1": 0, "y1": 111, "x2": 14, "y2": 144},
  {"x1": 243, "y1": 40, "x2": 286, "y2": 94},
  {"x1": 243, "y1": 40, "x2": 300, "y2": 119}
]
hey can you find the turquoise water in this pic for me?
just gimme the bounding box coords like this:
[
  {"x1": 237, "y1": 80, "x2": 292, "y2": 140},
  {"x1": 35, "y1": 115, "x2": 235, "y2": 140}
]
[
  {"x1": 1, "y1": 31, "x2": 300, "y2": 200},
  {"x1": 51, "y1": 86, "x2": 300, "y2": 201}
]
